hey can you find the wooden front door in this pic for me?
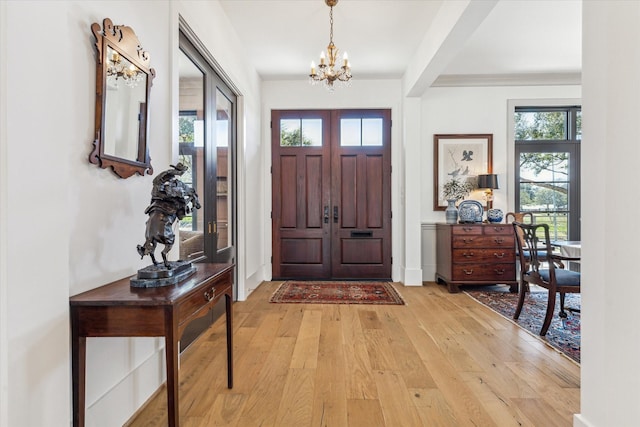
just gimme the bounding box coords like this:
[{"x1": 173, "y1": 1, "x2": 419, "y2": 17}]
[{"x1": 271, "y1": 109, "x2": 391, "y2": 280}]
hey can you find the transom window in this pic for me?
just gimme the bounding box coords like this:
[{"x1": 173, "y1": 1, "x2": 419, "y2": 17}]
[
  {"x1": 340, "y1": 118, "x2": 383, "y2": 146},
  {"x1": 279, "y1": 118, "x2": 322, "y2": 146}
]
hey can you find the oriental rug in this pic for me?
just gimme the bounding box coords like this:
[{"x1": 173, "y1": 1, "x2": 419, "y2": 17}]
[
  {"x1": 465, "y1": 288, "x2": 581, "y2": 363},
  {"x1": 270, "y1": 281, "x2": 405, "y2": 305}
]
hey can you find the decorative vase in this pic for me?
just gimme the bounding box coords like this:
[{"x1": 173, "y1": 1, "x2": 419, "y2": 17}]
[
  {"x1": 445, "y1": 199, "x2": 458, "y2": 224},
  {"x1": 487, "y1": 208, "x2": 504, "y2": 223}
]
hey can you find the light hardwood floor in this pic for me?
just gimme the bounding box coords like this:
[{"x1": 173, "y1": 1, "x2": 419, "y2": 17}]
[{"x1": 127, "y1": 281, "x2": 580, "y2": 427}]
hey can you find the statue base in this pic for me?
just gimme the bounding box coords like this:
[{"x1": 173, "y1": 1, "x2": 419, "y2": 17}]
[{"x1": 130, "y1": 260, "x2": 196, "y2": 288}]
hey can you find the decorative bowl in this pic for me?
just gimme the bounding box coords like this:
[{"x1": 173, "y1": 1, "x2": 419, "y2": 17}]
[
  {"x1": 458, "y1": 200, "x2": 483, "y2": 223},
  {"x1": 487, "y1": 208, "x2": 504, "y2": 223}
]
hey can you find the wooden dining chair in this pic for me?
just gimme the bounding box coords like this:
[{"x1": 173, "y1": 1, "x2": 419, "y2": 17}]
[
  {"x1": 505, "y1": 211, "x2": 534, "y2": 225},
  {"x1": 512, "y1": 222, "x2": 581, "y2": 336}
]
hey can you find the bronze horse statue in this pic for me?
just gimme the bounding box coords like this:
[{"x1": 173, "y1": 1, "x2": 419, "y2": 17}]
[{"x1": 137, "y1": 163, "x2": 200, "y2": 269}]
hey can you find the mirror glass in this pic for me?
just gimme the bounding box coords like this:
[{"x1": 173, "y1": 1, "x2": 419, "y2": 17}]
[
  {"x1": 103, "y1": 46, "x2": 148, "y2": 161},
  {"x1": 89, "y1": 18, "x2": 155, "y2": 178}
]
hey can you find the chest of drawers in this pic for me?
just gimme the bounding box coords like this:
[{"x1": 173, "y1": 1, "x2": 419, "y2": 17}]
[{"x1": 435, "y1": 223, "x2": 518, "y2": 293}]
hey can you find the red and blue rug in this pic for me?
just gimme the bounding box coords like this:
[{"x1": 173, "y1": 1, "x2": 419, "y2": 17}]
[
  {"x1": 465, "y1": 289, "x2": 581, "y2": 363},
  {"x1": 270, "y1": 281, "x2": 405, "y2": 305}
]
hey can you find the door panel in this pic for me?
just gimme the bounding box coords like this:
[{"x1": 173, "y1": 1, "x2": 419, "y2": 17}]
[{"x1": 272, "y1": 109, "x2": 391, "y2": 280}]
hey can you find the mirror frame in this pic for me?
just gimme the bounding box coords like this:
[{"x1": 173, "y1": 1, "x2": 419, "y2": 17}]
[{"x1": 89, "y1": 18, "x2": 156, "y2": 178}]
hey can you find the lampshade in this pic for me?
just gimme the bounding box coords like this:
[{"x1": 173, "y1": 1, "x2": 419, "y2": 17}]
[{"x1": 477, "y1": 174, "x2": 499, "y2": 190}]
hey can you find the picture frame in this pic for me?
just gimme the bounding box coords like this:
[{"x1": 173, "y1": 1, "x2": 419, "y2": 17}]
[{"x1": 433, "y1": 134, "x2": 493, "y2": 210}]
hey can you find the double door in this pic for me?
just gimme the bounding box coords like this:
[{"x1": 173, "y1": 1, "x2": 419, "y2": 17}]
[{"x1": 271, "y1": 109, "x2": 391, "y2": 279}]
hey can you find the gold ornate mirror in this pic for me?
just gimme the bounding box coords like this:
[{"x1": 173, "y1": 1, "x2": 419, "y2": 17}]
[{"x1": 89, "y1": 18, "x2": 155, "y2": 178}]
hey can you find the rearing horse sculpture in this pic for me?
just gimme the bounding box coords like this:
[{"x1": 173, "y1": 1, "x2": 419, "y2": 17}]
[{"x1": 137, "y1": 163, "x2": 201, "y2": 269}]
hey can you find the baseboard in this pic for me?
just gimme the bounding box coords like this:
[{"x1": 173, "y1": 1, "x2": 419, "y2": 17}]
[
  {"x1": 573, "y1": 414, "x2": 594, "y2": 427},
  {"x1": 122, "y1": 384, "x2": 166, "y2": 426},
  {"x1": 402, "y1": 267, "x2": 423, "y2": 286},
  {"x1": 86, "y1": 343, "x2": 165, "y2": 426}
]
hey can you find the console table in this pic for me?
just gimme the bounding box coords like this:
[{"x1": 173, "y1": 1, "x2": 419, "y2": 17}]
[
  {"x1": 435, "y1": 223, "x2": 518, "y2": 293},
  {"x1": 70, "y1": 263, "x2": 234, "y2": 427}
]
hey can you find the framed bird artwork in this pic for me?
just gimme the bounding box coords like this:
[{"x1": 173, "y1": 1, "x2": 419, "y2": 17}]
[{"x1": 433, "y1": 134, "x2": 493, "y2": 210}]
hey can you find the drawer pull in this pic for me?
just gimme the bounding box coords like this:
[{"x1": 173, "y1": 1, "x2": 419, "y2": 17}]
[
  {"x1": 462, "y1": 269, "x2": 474, "y2": 275},
  {"x1": 463, "y1": 238, "x2": 474, "y2": 244},
  {"x1": 493, "y1": 252, "x2": 505, "y2": 258},
  {"x1": 462, "y1": 227, "x2": 474, "y2": 232},
  {"x1": 204, "y1": 289, "x2": 216, "y2": 302},
  {"x1": 493, "y1": 226, "x2": 505, "y2": 232},
  {"x1": 463, "y1": 252, "x2": 475, "y2": 258},
  {"x1": 494, "y1": 238, "x2": 504, "y2": 244},
  {"x1": 494, "y1": 269, "x2": 505, "y2": 275}
]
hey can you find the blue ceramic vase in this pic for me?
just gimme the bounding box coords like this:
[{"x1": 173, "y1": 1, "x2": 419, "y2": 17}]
[
  {"x1": 445, "y1": 199, "x2": 458, "y2": 224},
  {"x1": 487, "y1": 208, "x2": 503, "y2": 223}
]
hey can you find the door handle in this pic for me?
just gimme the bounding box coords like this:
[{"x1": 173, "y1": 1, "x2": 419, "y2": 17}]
[
  {"x1": 333, "y1": 206, "x2": 339, "y2": 223},
  {"x1": 324, "y1": 206, "x2": 329, "y2": 224}
]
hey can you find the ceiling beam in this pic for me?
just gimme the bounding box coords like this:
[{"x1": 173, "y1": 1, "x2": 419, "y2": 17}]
[{"x1": 403, "y1": 0, "x2": 498, "y2": 97}]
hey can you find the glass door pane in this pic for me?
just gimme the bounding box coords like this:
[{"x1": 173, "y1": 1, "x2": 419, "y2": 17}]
[
  {"x1": 216, "y1": 89, "x2": 232, "y2": 251},
  {"x1": 178, "y1": 49, "x2": 205, "y2": 261}
]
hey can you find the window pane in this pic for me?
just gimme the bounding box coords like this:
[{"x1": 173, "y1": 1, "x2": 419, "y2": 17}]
[
  {"x1": 519, "y1": 150, "x2": 570, "y2": 240},
  {"x1": 340, "y1": 119, "x2": 361, "y2": 146},
  {"x1": 301, "y1": 119, "x2": 322, "y2": 146},
  {"x1": 280, "y1": 118, "x2": 322, "y2": 146},
  {"x1": 519, "y1": 152, "x2": 568, "y2": 182},
  {"x1": 515, "y1": 111, "x2": 567, "y2": 140},
  {"x1": 362, "y1": 118, "x2": 383, "y2": 146},
  {"x1": 576, "y1": 110, "x2": 582, "y2": 140},
  {"x1": 532, "y1": 213, "x2": 568, "y2": 241},
  {"x1": 519, "y1": 182, "x2": 568, "y2": 212},
  {"x1": 280, "y1": 119, "x2": 301, "y2": 146}
]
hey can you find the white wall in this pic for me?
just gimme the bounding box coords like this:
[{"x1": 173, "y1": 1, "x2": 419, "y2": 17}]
[
  {"x1": 577, "y1": 2, "x2": 640, "y2": 426},
  {"x1": 1, "y1": 1, "x2": 262, "y2": 426},
  {"x1": 261, "y1": 79, "x2": 410, "y2": 282}
]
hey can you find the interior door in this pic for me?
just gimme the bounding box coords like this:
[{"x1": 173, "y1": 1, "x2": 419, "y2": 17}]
[{"x1": 271, "y1": 109, "x2": 391, "y2": 280}]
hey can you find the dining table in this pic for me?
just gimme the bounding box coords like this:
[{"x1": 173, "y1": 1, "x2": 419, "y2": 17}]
[{"x1": 552, "y1": 240, "x2": 581, "y2": 272}]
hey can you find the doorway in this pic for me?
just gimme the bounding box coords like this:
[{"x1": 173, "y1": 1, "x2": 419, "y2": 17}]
[{"x1": 271, "y1": 109, "x2": 392, "y2": 280}]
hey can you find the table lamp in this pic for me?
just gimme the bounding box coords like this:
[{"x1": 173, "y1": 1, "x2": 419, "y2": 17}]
[{"x1": 477, "y1": 174, "x2": 499, "y2": 209}]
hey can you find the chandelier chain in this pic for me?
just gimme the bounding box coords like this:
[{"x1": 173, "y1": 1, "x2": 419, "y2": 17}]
[{"x1": 329, "y1": 5, "x2": 333, "y2": 44}]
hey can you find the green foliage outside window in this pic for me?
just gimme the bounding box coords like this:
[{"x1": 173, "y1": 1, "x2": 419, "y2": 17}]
[
  {"x1": 515, "y1": 111, "x2": 566, "y2": 140},
  {"x1": 280, "y1": 127, "x2": 313, "y2": 146},
  {"x1": 179, "y1": 116, "x2": 196, "y2": 143}
]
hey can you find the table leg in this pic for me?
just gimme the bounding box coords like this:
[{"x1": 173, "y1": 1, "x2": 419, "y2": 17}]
[
  {"x1": 226, "y1": 292, "x2": 233, "y2": 389},
  {"x1": 72, "y1": 333, "x2": 86, "y2": 427},
  {"x1": 165, "y1": 310, "x2": 179, "y2": 427}
]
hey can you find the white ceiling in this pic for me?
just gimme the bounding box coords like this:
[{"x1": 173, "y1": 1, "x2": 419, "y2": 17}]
[{"x1": 219, "y1": 0, "x2": 581, "y2": 83}]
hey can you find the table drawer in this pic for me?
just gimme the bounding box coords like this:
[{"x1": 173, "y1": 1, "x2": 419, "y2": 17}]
[
  {"x1": 452, "y1": 235, "x2": 515, "y2": 248},
  {"x1": 452, "y1": 248, "x2": 515, "y2": 263},
  {"x1": 177, "y1": 270, "x2": 232, "y2": 327},
  {"x1": 451, "y1": 263, "x2": 516, "y2": 281}
]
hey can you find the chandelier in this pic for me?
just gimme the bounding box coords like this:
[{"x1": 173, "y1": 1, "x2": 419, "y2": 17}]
[
  {"x1": 309, "y1": 0, "x2": 352, "y2": 90},
  {"x1": 106, "y1": 49, "x2": 145, "y2": 88}
]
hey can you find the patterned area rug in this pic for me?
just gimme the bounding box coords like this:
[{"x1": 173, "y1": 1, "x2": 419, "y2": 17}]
[
  {"x1": 465, "y1": 288, "x2": 581, "y2": 363},
  {"x1": 270, "y1": 281, "x2": 405, "y2": 305}
]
